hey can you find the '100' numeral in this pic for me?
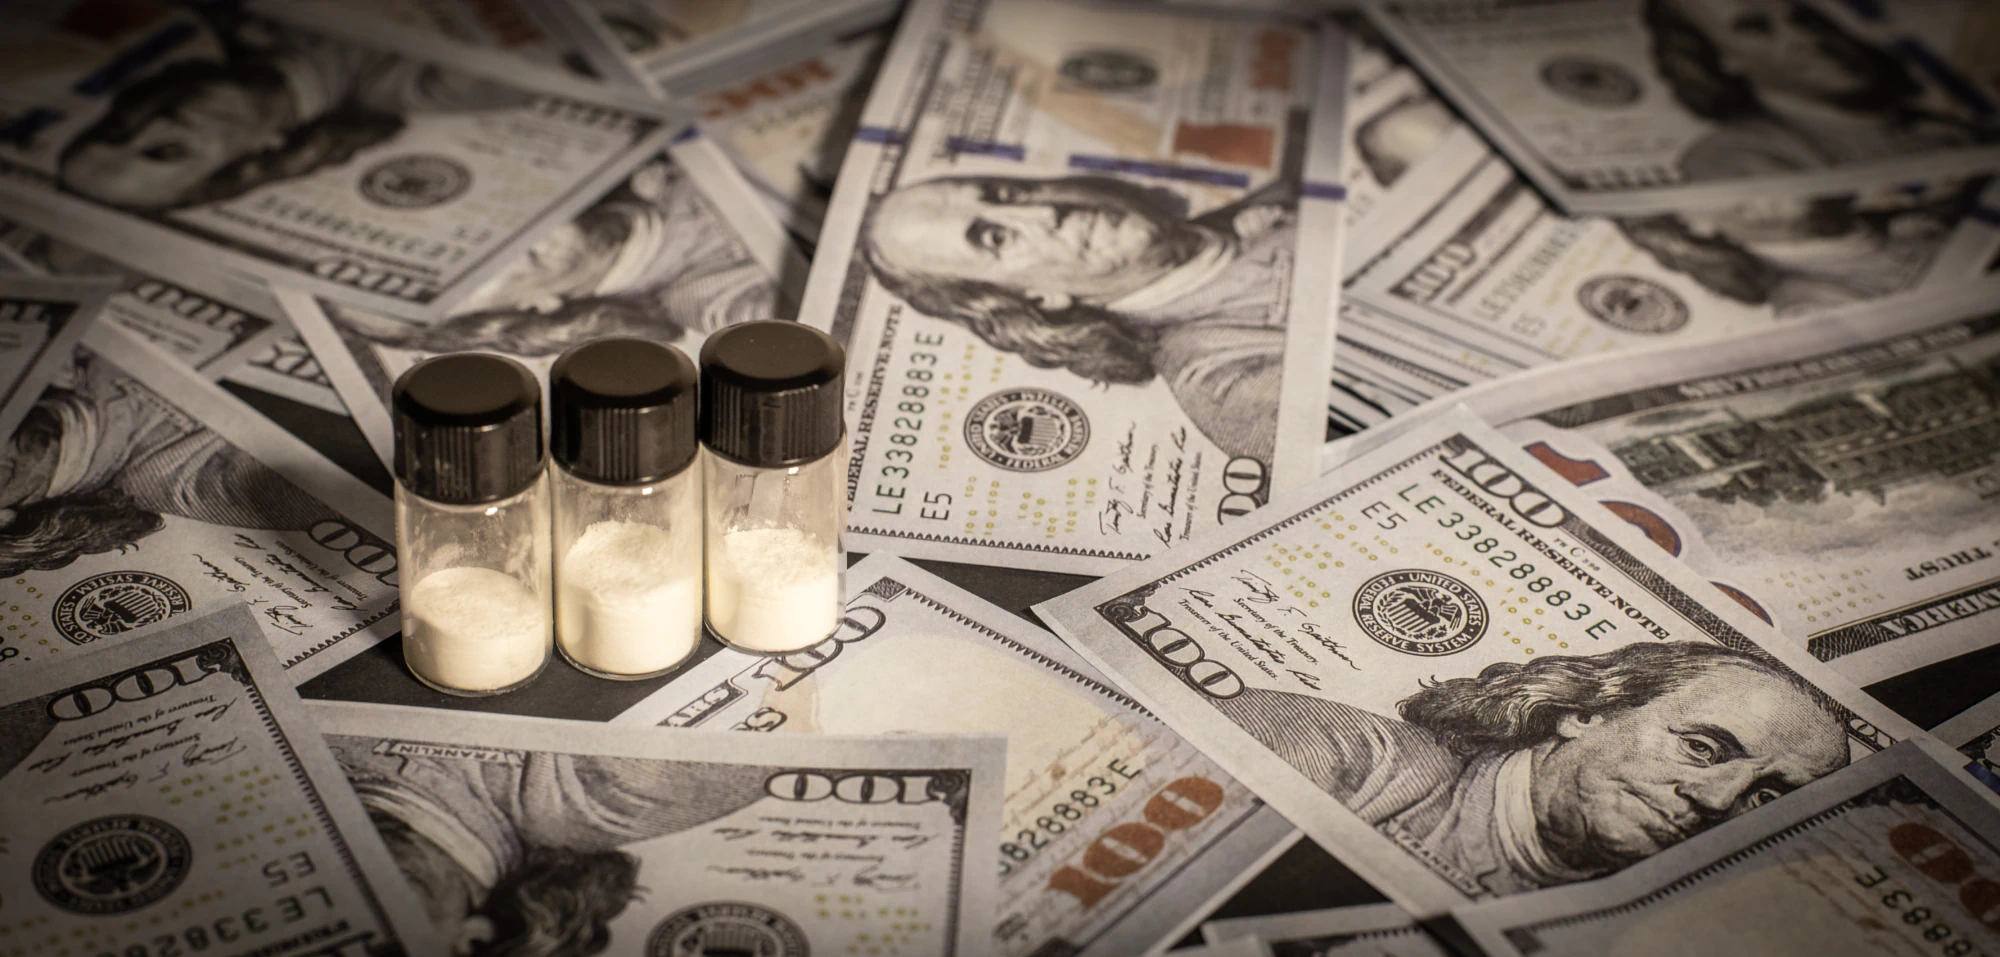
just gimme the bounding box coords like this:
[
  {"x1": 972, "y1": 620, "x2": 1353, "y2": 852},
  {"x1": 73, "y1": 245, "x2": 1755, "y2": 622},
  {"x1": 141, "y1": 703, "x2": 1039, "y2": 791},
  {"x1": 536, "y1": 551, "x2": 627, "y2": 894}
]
[{"x1": 1045, "y1": 776, "x2": 1226, "y2": 910}]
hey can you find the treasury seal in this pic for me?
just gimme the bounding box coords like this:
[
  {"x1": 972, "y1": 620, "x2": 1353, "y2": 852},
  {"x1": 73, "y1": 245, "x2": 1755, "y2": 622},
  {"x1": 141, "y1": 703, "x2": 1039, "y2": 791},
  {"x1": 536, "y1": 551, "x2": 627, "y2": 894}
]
[
  {"x1": 1539, "y1": 56, "x2": 1642, "y2": 107},
  {"x1": 648, "y1": 902, "x2": 809, "y2": 957},
  {"x1": 964, "y1": 388, "x2": 1090, "y2": 472},
  {"x1": 1058, "y1": 49, "x2": 1159, "y2": 92},
  {"x1": 34, "y1": 816, "x2": 192, "y2": 915},
  {"x1": 1353, "y1": 570, "x2": 1488, "y2": 656},
  {"x1": 53, "y1": 572, "x2": 192, "y2": 646},
  {"x1": 359, "y1": 155, "x2": 472, "y2": 209},
  {"x1": 1577, "y1": 275, "x2": 1690, "y2": 334}
]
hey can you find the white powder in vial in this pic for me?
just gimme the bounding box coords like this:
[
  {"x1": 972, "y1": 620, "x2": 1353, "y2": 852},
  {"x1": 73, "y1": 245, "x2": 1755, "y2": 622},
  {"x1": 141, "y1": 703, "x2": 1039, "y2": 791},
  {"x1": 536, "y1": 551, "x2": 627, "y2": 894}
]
[
  {"x1": 404, "y1": 566, "x2": 548, "y2": 692},
  {"x1": 557, "y1": 520, "x2": 701, "y2": 675},
  {"x1": 706, "y1": 526, "x2": 839, "y2": 652}
]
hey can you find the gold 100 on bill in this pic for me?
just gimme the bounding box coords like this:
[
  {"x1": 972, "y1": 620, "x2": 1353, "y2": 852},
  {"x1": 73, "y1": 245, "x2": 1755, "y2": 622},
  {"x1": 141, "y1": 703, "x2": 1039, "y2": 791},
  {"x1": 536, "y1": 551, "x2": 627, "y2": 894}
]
[{"x1": 800, "y1": 0, "x2": 1350, "y2": 574}]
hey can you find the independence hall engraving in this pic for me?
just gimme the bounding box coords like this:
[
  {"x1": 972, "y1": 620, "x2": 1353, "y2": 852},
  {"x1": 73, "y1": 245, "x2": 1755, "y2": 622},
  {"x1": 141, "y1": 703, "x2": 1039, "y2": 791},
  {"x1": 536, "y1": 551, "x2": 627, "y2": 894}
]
[{"x1": 1611, "y1": 355, "x2": 2000, "y2": 507}]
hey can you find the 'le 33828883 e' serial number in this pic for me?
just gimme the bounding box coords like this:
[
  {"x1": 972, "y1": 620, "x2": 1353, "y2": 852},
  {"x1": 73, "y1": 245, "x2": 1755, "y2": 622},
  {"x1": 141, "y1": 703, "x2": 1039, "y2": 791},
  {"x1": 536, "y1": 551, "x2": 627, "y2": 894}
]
[{"x1": 871, "y1": 331, "x2": 952, "y2": 521}]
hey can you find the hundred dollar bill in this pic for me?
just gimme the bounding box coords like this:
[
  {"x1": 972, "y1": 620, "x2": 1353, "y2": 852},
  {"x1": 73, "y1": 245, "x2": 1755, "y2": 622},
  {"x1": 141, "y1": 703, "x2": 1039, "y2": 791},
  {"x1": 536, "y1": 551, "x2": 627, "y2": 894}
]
[
  {"x1": 616, "y1": 553, "x2": 1297, "y2": 957},
  {"x1": 0, "y1": 602, "x2": 445, "y2": 957},
  {"x1": 286, "y1": 137, "x2": 802, "y2": 467},
  {"x1": 1332, "y1": 27, "x2": 1486, "y2": 230},
  {"x1": 1327, "y1": 354, "x2": 1417, "y2": 439},
  {"x1": 1325, "y1": 296, "x2": 1515, "y2": 443},
  {"x1": 1338, "y1": 67, "x2": 1448, "y2": 230},
  {"x1": 1205, "y1": 903, "x2": 1447, "y2": 957},
  {"x1": 549, "y1": 0, "x2": 900, "y2": 95},
  {"x1": 1332, "y1": 314, "x2": 1512, "y2": 409},
  {"x1": 0, "y1": 213, "x2": 376, "y2": 447},
  {"x1": 1346, "y1": 151, "x2": 2000, "y2": 372},
  {"x1": 1321, "y1": 24, "x2": 1500, "y2": 427},
  {"x1": 0, "y1": 275, "x2": 112, "y2": 441},
  {"x1": 693, "y1": 23, "x2": 890, "y2": 240},
  {"x1": 222, "y1": 325, "x2": 350, "y2": 417},
  {"x1": 312, "y1": 700, "x2": 1005, "y2": 957},
  {"x1": 1937, "y1": 691, "x2": 2000, "y2": 797},
  {"x1": 1331, "y1": 278, "x2": 2000, "y2": 685},
  {"x1": 801, "y1": 0, "x2": 1350, "y2": 575},
  {"x1": 0, "y1": 215, "x2": 376, "y2": 451},
  {"x1": 254, "y1": 0, "x2": 582, "y2": 77},
  {"x1": 1454, "y1": 741, "x2": 2000, "y2": 957},
  {"x1": 210, "y1": 322, "x2": 372, "y2": 479},
  {"x1": 1335, "y1": 63, "x2": 1489, "y2": 278},
  {"x1": 1035, "y1": 407, "x2": 1927, "y2": 917},
  {"x1": 0, "y1": 322, "x2": 400, "y2": 680},
  {"x1": 0, "y1": 215, "x2": 281, "y2": 379},
  {"x1": 0, "y1": 2, "x2": 673, "y2": 321},
  {"x1": 1327, "y1": 304, "x2": 1487, "y2": 440},
  {"x1": 1368, "y1": 0, "x2": 2000, "y2": 215},
  {"x1": 1333, "y1": 301, "x2": 1513, "y2": 404}
]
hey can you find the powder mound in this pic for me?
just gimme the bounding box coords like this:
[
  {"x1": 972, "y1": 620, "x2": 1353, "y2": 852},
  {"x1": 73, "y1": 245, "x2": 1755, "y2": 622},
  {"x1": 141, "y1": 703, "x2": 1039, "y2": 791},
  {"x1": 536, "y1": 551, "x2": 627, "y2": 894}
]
[
  {"x1": 707, "y1": 526, "x2": 840, "y2": 652},
  {"x1": 409, "y1": 566, "x2": 544, "y2": 631},
  {"x1": 721, "y1": 527, "x2": 836, "y2": 583},
  {"x1": 405, "y1": 565, "x2": 547, "y2": 691},
  {"x1": 558, "y1": 519, "x2": 699, "y2": 675},
  {"x1": 563, "y1": 520, "x2": 686, "y2": 596}
]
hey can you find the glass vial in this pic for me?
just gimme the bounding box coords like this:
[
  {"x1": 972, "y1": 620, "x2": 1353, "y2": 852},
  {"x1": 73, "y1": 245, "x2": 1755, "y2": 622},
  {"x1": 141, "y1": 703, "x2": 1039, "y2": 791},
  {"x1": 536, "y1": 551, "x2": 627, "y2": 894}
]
[
  {"x1": 550, "y1": 338, "x2": 702, "y2": 679},
  {"x1": 391, "y1": 353, "x2": 551, "y2": 696},
  {"x1": 699, "y1": 321, "x2": 848, "y2": 654}
]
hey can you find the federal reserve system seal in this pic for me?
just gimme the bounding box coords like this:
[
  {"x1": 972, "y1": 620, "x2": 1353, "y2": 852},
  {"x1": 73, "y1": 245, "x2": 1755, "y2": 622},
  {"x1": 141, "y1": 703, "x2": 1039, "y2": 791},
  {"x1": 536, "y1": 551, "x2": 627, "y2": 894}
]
[
  {"x1": 1058, "y1": 49, "x2": 1160, "y2": 92},
  {"x1": 648, "y1": 902, "x2": 809, "y2": 957},
  {"x1": 34, "y1": 816, "x2": 193, "y2": 915},
  {"x1": 1353, "y1": 570, "x2": 1489, "y2": 656},
  {"x1": 359, "y1": 154, "x2": 474, "y2": 209},
  {"x1": 53, "y1": 572, "x2": 193, "y2": 646},
  {"x1": 1576, "y1": 274, "x2": 1691, "y2": 334},
  {"x1": 964, "y1": 388, "x2": 1090, "y2": 472},
  {"x1": 1539, "y1": 56, "x2": 1643, "y2": 107}
]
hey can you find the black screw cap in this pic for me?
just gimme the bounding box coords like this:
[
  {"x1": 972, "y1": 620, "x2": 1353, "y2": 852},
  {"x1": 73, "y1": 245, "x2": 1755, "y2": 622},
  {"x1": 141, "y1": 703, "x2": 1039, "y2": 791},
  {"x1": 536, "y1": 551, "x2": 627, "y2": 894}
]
[
  {"x1": 698, "y1": 320, "x2": 845, "y2": 468},
  {"x1": 550, "y1": 337, "x2": 698, "y2": 485},
  {"x1": 392, "y1": 353, "x2": 544, "y2": 504}
]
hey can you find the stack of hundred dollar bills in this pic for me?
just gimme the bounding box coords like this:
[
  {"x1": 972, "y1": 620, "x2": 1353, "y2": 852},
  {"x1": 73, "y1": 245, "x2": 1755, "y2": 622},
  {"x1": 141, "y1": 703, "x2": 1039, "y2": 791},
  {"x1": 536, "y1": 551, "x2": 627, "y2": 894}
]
[{"x1": 3, "y1": 1, "x2": 2000, "y2": 955}]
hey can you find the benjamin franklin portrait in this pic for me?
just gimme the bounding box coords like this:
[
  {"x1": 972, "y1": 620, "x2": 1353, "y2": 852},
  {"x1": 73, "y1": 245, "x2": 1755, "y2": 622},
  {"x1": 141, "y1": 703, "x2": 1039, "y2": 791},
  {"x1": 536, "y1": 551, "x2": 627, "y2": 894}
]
[
  {"x1": 341, "y1": 159, "x2": 775, "y2": 357},
  {"x1": 55, "y1": 6, "x2": 524, "y2": 214},
  {"x1": 0, "y1": 350, "x2": 335, "y2": 579},
  {"x1": 328, "y1": 740, "x2": 775, "y2": 957},
  {"x1": 1642, "y1": 0, "x2": 1995, "y2": 183},
  {"x1": 1216, "y1": 641, "x2": 1849, "y2": 896},
  {"x1": 1356, "y1": 94, "x2": 1454, "y2": 190},
  {"x1": 861, "y1": 172, "x2": 1299, "y2": 466},
  {"x1": 1614, "y1": 177, "x2": 1987, "y2": 316}
]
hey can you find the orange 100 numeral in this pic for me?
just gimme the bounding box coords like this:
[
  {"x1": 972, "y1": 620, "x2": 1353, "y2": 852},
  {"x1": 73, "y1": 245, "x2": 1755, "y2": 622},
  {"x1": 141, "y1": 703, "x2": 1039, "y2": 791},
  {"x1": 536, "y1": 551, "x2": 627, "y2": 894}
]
[{"x1": 1046, "y1": 776, "x2": 1226, "y2": 909}]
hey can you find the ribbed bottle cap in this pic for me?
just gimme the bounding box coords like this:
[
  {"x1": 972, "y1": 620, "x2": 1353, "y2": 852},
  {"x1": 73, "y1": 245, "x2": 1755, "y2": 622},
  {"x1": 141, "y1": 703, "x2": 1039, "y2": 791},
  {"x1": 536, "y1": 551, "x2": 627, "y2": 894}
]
[
  {"x1": 550, "y1": 337, "x2": 697, "y2": 484},
  {"x1": 392, "y1": 353, "x2": 544, "y2": 505},
  {"x1": 699, "y1": 320, "x2": 844, "y2": 468}
]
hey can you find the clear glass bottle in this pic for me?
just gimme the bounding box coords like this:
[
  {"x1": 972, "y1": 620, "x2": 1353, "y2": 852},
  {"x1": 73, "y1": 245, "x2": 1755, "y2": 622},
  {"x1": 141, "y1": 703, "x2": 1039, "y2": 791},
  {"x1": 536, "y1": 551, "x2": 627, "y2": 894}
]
[
  {"x1": 391, "y1": 353, "x2": 551, "y2": 696},
  {"x1": 699, "y1": 321, "x2": 848, "y2": 654},
  {"x1": 550, "y1": 338, "x2": 703, "y2": 679}
]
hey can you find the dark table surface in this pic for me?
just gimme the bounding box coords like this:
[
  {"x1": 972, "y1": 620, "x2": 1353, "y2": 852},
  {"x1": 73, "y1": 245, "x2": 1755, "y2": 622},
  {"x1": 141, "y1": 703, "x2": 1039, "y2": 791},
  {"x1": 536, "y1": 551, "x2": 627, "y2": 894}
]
[{"x1": 241, "y1": 383, "x2": 2000, "y2": 945}]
